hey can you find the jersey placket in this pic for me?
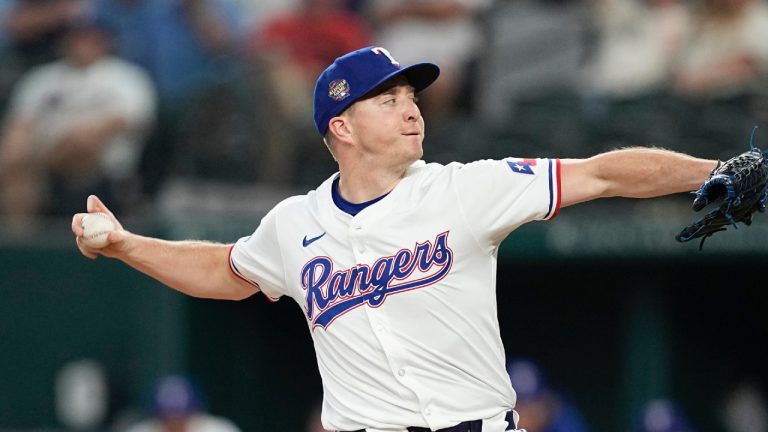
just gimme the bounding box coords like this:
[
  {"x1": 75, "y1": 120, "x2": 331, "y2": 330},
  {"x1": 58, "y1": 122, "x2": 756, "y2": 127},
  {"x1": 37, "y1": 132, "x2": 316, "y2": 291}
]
[{"x1": 348, "y1": 218, "x2": 438, "y2": 429}]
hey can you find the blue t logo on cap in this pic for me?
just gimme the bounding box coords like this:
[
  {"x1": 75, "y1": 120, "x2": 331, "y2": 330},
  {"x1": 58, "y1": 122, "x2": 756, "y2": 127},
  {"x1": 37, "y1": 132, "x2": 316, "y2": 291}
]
[{"x1": 313, "y1": 46, "x2": 440, "y2": 136}]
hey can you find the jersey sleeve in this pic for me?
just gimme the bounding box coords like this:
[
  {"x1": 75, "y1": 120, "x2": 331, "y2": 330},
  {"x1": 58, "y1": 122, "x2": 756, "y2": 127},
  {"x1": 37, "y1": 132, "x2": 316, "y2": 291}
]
[
  {"x1": 451, "y1": 157, "x2": 561, "y2": 245},
  {"x1": 229, "y1": 208, "x2": 286, "y2": 301}
]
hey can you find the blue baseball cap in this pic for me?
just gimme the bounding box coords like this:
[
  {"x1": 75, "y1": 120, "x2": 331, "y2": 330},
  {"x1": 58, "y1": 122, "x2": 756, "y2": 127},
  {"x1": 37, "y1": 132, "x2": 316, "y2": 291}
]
[
  {"x1": 149, "y1": 375, "x2": 204, "y2": 419},
  {"x1": 506, "y1": 358, "x2": 550, "y2": 402},
  {"x1": 313, "y1": 46, "x2": 440, "y2": 136},
  {"x1": 635, "y1": 399, "x2": 693, "y2": 432}
]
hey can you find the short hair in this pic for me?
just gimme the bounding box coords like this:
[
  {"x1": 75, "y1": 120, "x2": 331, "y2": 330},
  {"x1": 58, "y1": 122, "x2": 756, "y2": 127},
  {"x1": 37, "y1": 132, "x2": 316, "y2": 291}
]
[{"x1": 323, "y1": 134, "x2": 338, "y2": 161}]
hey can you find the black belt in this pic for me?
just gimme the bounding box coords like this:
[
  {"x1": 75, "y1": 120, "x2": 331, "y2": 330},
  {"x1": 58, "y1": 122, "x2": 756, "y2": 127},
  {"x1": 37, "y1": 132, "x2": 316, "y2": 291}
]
[{"x1": 344, "y1": 410, "x2": 515, "y2": 432}]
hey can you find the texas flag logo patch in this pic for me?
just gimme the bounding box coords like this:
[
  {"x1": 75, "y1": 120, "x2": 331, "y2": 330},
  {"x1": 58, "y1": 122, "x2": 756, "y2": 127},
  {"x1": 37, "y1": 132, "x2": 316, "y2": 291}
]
[{"x1": 507, "y1": 158, "x2": 536, "y2": 175}]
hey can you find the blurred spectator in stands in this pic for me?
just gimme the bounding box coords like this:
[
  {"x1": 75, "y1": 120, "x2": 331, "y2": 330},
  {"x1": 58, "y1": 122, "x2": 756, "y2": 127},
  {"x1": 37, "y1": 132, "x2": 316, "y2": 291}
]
[
  {"x1": 0, "y1": 0, "x2": 18, "y2": 111},
  {"x1": 670, "y1": 0, "x2": 768, "y2": 99},
  {"x1": 721, "y1": 381, "x2": 768, "y2": 432},
  {"x1": 582, "y1": 0, "x2": 691, "y2": 99},
  {"x1": 2, "y1": 0, "x2": 91, "y2": 67},
  {"x1": 92, "y1": 0, "x2": 248, "y2": 195},
  {"x1": 633, "y1": 399, "x2": 694, "y2": 432},
  {"x1": 507, "y1": 358, "x2": 590, "y2": 432},
  {"x1": 93, "y1": 0, "x2": 245, "y2": 106},
  {"x1": 234, "y1": 0, "x2": 298, "y2": 34},
  {"x1": 367, "y1": 0, "x2": 492, "y2": 120},
  {"x1": 250, "y1": 0, "x2": 371, "y2": 125},
  {"x1": 475, "y1": 0, "x2": 589, "y2": 127},
  {"x1": 0, "y1": 0, "x2": 14, "y2": 51},
  {"x1": 124, "y1": 374, "x2": 241, "y2": 432},
  {"x1": 345, "y1": 0, "x2": 365, "y2": 13},
  {"x1": 55, "y1": 358, "x2": 109, "y2": 431},
  {"x1": 247, "y1": 0, "x2": 372, "y2": 185},
  {"x1": 0, "y1": 18, "x2": 155, "y2": 232},
  {"x1": 0, "y1": 0, "x2": 92, "y2": 117},
  {"x1": 0, "y1": 0, "x2": 9, "y2": 35}
]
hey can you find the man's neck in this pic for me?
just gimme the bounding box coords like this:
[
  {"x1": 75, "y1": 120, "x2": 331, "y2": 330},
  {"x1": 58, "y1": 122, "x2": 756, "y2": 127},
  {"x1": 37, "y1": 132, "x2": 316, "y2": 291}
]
[{"x1": 337, "y1": 163, "x2": 409, "y2": 203}]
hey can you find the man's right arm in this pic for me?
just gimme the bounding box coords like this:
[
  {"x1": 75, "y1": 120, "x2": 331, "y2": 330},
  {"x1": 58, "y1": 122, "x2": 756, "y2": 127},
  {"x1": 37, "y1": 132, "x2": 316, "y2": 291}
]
[{"x1": 72, "y1": 195, "x2": 259, "y2": 301}]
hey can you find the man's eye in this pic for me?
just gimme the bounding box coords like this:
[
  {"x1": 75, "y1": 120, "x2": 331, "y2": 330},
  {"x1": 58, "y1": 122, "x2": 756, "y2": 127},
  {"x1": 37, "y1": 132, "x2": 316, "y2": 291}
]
[
  {"x1": 384, "y1": 98, "x2": 396, "y2": 104},
  {"x1": 412, "y1": 96, "x2": 420, "y2": 104}
]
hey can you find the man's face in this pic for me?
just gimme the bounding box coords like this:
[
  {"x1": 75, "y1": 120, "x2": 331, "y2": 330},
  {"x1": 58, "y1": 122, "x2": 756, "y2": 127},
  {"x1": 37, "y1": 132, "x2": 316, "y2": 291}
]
[
  {"x1": 64, "y1": 28, "x2": 110, "y2": 67},
  {"x1": 342, "y1": 79, "x2": 425, "y2": 168}
]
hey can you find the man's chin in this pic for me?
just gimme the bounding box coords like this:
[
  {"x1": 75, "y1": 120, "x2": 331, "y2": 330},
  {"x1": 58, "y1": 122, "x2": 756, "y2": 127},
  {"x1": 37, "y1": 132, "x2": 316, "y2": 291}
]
[{"x1": 409, "y1": 145, "x2": 424, "y2": 162}]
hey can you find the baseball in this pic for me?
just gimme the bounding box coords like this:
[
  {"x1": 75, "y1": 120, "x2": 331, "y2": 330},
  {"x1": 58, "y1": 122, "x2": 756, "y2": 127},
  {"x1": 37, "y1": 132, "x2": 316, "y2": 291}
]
[{"x1": 80, "y1": 212, "x2": 115, "y2": 249}]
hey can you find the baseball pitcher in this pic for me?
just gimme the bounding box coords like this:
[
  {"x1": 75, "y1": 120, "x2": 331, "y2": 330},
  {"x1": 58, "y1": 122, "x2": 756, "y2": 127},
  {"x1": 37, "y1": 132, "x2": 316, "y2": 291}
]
[{"x1": 72, "y1": 47, "x2": 765, "y2": 432}]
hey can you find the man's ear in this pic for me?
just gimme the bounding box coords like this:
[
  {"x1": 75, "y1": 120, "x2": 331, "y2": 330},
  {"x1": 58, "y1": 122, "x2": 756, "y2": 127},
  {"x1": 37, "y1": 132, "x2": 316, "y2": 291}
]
[{"x1": 328, "y1": 116, "x2": 353, "y2": 144}]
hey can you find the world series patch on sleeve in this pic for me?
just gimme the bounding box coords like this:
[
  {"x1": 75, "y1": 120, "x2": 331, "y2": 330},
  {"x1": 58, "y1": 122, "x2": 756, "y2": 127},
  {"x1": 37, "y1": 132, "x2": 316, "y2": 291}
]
[{"x1": 676, "y1": 128, "x2": 768, "y2": 249}]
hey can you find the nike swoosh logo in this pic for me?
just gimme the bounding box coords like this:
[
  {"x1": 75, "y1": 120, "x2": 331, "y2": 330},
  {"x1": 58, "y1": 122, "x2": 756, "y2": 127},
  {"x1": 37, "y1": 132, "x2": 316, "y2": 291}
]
[{"x1": 302, "y1": 232, "x2": 326, "y2": 247}]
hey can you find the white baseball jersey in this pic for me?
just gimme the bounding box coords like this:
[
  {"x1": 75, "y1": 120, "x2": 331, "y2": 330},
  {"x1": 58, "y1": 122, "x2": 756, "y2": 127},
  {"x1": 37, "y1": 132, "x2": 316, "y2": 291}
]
[{"x1": 230, "y1": 158, "x2": 561, "y2": 431}]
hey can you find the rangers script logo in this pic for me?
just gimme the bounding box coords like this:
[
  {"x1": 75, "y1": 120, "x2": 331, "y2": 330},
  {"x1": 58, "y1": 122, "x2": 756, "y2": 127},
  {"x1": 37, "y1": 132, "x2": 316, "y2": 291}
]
[{"x1": 301, "y1": 231, "x2": 453, "y2": 329}]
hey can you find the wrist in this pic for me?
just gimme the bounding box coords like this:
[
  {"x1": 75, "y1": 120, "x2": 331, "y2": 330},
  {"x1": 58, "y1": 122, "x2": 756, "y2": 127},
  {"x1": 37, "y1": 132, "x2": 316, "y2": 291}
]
[
  {"x1": 106, "y1": 229, "x2": 135, "y2": 260},
  {"x1": 710, "y1": 160, "x2": 722, "y2": 176}
]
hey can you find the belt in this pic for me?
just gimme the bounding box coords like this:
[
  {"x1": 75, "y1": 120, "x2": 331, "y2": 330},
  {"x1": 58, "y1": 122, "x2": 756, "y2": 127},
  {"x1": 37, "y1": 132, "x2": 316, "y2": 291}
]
[{"x1": 344, "y1": 410, "x2": 515, "y2": 432}]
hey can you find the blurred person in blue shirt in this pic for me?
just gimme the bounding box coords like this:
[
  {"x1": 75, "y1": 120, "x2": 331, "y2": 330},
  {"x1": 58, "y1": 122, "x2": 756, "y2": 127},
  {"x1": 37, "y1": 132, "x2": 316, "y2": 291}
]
[
  {"x1": 634, "y1": 399, "x2": 695, "y2": 432},
  {"x1": 507, "y1": 358, "x2": 590, "y2": 432},
  {"x1": 89, "y1": 0, "x2": 248, "y2": 196},
  {"x1": 124, "y1": 374, "x2": 241, "y2": 432},
  {"x1": 92, "y1": 0, "x2": 247, "y2": 105}
]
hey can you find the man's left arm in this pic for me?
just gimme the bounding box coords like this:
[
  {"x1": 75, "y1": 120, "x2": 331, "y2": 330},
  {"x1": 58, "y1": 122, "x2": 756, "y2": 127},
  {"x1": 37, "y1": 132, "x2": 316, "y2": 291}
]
[{"x1": 559, "y1": 147, "x2": 718, "y2": 208}]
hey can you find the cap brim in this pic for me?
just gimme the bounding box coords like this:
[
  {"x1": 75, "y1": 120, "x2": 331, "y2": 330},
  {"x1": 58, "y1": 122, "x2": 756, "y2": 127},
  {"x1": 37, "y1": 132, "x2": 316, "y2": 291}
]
[
  {"x1": 400, "y1": 62, "x2": 441, "y2": 93},
  {"x1": 365, "y1": 62, "x2": 441, "y2": 99}
]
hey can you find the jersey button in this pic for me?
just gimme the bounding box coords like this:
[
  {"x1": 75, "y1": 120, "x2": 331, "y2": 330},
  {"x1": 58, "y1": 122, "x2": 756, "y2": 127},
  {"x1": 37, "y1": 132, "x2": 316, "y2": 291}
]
[
  {"x1": 397, "y1": 368, "x2": 406, "y2": 377},
  {"x1": 425, "y1": 408, "x2": 432, "y2": 416}
]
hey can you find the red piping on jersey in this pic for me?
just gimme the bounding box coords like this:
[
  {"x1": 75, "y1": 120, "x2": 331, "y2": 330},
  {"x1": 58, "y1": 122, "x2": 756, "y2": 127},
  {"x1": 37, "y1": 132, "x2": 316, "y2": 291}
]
[
  {"x1": 551, "y1": 158, "x2": 562, "y2": 219},
  {"x1": 228, "y1": 244, "x2": 277, "y2": 303}
]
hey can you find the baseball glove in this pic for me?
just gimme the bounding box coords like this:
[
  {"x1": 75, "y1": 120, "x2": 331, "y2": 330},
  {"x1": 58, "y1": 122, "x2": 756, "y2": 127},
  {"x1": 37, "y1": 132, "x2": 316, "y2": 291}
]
[{"x1": 676, "y1": 133, "x2": 768, "y2": 249}]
